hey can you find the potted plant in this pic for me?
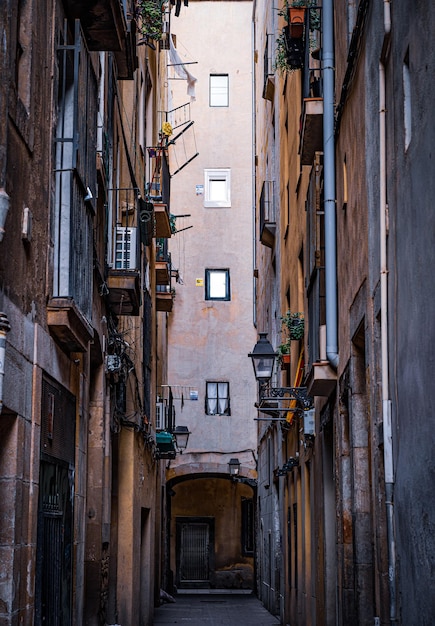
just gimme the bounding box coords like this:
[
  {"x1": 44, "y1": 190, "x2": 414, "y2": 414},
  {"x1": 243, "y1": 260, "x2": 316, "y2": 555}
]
[
  {"x1": 278, "y1": 1, "x2": 321, "y2": 39},
  {"x1": 276, "y1": 311, "x2": 304, "y2": 368},
  {"x1": 277, "y1": 341, "x2": 291, "y2": 369},
  {"x1": 274, "y1": 27, "x2": 304, "y2": 74},
  {"x1": 288, "y1": 1, "x2": 307, "y2": 38},
  {"x1": 280, "y1": 311, "x2": 305, "y2": 341},
  {"x1": 136, "y1": 0, "x2": 166, "y2": 45}
]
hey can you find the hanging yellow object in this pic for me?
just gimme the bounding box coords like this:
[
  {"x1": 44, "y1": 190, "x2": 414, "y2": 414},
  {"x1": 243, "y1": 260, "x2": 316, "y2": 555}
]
[
  {"x1": 286, "y1": 346, "x2": 304, "y2": 423},
  {"x1": 161, "y1": 122, "x2": 173, "y2": 137}
]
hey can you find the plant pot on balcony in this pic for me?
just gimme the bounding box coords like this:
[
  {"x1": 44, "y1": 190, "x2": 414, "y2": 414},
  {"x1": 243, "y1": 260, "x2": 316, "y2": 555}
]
[
  {"x1": 281, "y1": 353, "x2": 291, "y2": 369},
  {"x1": 288, "y1": 7, "x2": 305, "y2": 38}
]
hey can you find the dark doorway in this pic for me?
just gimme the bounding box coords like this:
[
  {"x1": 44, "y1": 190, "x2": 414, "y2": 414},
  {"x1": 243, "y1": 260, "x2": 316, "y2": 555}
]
[
  {"x1": 35, "y1": 376, "x2": 76, "y2": 625},
  {"x1": 176, "y1": 517, "x2": 215, "y2": 588}
]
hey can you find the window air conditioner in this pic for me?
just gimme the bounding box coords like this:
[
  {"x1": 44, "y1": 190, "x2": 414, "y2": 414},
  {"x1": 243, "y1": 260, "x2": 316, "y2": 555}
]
[{"x1": 115, "y1": 226, "x2": 138, "y2": 269}]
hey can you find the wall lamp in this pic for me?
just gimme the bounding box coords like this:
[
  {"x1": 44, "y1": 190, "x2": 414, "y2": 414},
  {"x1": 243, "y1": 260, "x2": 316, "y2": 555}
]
[
  {"x1": 173, "y1": 425, "x2": 190, "y2": 453},
  {"x1": 248, "y1": 333, "x2": 276, "y2": 383},
  {"x1": 228, "y1": 458, "x2": 241, "y2": 476},
  {"x1": 155, "y1": 425, "x2": 191, "y2": 459}
]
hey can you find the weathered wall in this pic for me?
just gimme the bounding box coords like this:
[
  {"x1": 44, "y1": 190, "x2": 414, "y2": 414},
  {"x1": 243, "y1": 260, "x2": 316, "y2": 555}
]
[{"x1": 385, "y1": 2, "x2": 435, "y2": 622}]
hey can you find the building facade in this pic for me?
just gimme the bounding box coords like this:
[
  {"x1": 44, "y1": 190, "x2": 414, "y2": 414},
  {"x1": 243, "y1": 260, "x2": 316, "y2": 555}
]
[
  {"x1": 253, "y1": 0, "x2": 435, "y2": 624},
  {"x1": 0, "y1": 1, "x2": 174, "y2": 624},
  {"x1": 164, "y1": 0, "x2": 259, "y2": 593}
]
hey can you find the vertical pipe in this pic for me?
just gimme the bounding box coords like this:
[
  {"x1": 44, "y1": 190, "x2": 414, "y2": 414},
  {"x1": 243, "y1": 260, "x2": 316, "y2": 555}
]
[
  {"x1": 322, "y1": 0, "x2": 339, "y2": 368},
  {"x1": 251, "y1": 3, "x2": 258, "y2": 327},
  {"x1": 379, "y1": 57, "x2": 397, "y2": 624}
]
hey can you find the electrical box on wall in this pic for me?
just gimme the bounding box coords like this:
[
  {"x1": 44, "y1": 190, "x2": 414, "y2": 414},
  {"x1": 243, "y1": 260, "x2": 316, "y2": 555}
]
[{"x1": 304, "y1": 408, "x2": 315, "y2": 436}]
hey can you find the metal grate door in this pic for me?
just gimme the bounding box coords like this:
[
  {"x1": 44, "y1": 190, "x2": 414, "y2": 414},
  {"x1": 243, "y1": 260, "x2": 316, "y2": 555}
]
[{"x1": 179, "y1": 523, "x2": 209, "y2": 582}]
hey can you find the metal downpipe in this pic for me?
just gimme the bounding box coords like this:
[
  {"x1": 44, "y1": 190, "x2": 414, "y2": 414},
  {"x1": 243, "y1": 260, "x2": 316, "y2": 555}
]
[
  {"x1": 322, "y1": 0, "x2": 339, "y2": 369},
  {"x1": 380, "y1": 41, "x2": 397, "y2": 623}
]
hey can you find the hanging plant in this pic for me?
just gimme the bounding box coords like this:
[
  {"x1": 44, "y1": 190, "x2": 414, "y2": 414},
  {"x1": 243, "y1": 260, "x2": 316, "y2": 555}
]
[
  {"x1": 274, "y1": 27, "x2": 304, "y2": 74},
  {"x1": 278, "y1": 0, "x2": 321, "y2": 33},
  {"x1": 136, "y1": 0, "x2": 166, "y2": 43},
  {"x1": 280, "y1": 311, "x2": 305, "y2": 341}
]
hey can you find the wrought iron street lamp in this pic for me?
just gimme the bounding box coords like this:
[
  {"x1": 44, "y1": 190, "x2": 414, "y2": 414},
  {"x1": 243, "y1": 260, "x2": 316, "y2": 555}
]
[{"x1": 248, "y1": 333, "x2": 276, "y2": 383}]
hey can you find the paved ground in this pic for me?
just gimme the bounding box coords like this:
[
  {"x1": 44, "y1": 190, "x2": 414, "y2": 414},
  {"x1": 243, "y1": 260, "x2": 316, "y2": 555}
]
[{"x1": 153, "y1": 591, "x2": 281, "y2": 625}]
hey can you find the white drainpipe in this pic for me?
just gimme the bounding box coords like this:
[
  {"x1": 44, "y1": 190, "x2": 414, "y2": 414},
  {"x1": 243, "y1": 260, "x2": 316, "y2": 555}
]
[
  {"x1": 0, "y1": 312, "x2": 11, "y2": 413},
  {"x1": 380, "y1": 2, "x2": 397, "y2": 622}
]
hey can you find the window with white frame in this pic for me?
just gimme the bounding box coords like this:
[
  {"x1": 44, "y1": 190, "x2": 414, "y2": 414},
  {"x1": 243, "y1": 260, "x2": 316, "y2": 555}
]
[
  {"x1": 204, "y1": 168, "x2": 231, "y2": 208},
  {"x1": 209, "y1": 74, "x2": 229, "y2": 107},
  {"x1": 206, "y1": 382, "x2": 230, "y2": 415},
  {"x1": 205, "y1": 269, "x2": 230, "y2": 301}
]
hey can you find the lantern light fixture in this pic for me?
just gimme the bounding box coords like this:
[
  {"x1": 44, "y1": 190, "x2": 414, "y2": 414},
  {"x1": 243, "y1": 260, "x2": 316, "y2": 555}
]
[
  {"x1": 248, "y1": 333, "x2": 276, "y2": 383},
  {"x1": 228, "y1": 458, "x2": 241, "y2": 476},
  {"x1": 172, "y1": 425, "x2": 190, "y2": 453}
]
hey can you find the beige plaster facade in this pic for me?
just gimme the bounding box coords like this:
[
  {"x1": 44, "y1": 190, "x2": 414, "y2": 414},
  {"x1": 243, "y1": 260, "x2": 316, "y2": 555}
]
[{"x1": 162, "y1": 0, "x2": 258, "y2": 592}]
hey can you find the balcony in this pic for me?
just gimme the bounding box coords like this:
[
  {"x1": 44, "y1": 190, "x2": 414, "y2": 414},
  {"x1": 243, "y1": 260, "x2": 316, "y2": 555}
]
[
  {"x1": 300, "y1": 97, "x2": 323, "y2": 165},
  {"x1": 47, "y1": 297, "x2": 94, "y2": 353},
  {"x1": 64, "y1": 0, "x2": 137, "y2": 79},
  {"x1": 259, "y1": 181, "x2": 276, "y2": 248},
  {"x1": 306, "y1": 361, "x2": 337, "y2": 397},
  {"x1": 156, "y1": 286, "x2": 174, "y2": 312},
  {"x1": 107, "y1": 270, "x2": 141, "y2": 316},
  {"x1": 262, "y1": 34, "x2": 275, "y2": 102},
  {"x1": 305, "y1": 324, "x2": 337, "y2": 397},
  {"x1": 153, "y1": 203, "x2": 172, "y2": 238},
  {"x1": 107, "y1": 226, "x2": 141, "y2": 316},
  {"x1": 155, "y1": 240, "x2": 171, "y2": 284}
]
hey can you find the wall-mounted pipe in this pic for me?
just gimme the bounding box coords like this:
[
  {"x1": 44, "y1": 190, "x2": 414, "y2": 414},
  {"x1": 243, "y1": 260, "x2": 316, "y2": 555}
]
[
  {"x1": 0, "y1": 312, "x2": 11, "y2": 413},
  {"x1": 322, "y1": 0, "x2": 339, "y2": 369},
  {"x1": 380, "y1": 2, "x2": 396, "y2": 620}
]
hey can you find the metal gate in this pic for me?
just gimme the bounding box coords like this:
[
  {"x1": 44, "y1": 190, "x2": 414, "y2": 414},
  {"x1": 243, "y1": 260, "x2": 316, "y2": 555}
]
[
  {"x1": 177, "y1": 519, "x2": 214, "y2": 586},
  {"x1": 35, "y1": 461, "x2": 74, "y2": 625},
  {"x1": 35, "y1": 376, "x2": 76, "y2": 625}
]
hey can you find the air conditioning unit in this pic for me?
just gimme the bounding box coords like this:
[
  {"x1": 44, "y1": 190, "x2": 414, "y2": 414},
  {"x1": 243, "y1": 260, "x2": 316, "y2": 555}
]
[{"x1": 114, "y1": 226, "x2": 138, "y2": 269}]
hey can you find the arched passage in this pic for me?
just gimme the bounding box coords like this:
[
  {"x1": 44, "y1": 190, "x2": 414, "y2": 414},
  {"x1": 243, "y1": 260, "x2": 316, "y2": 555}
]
[{"x1": 165, "y1": 473, "x2": 257, "y2": 592}]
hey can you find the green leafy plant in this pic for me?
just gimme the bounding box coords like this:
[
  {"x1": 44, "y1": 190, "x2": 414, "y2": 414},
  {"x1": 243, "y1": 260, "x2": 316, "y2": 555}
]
[
  {"x1": 280, "y1": 311, "x2": 305, "y2": 341},
  {"x1": 169, "y1": 214, "x2": 177, "y2": 234},
  {"x1": 277, "y1": 340, "x2": 291, "y2": 368},
  {"x1": 275, "y1": 26, "x2": 305, "y2": 74},
  {"x1": 136, "y1": 0, "x2": 165, "y2": 42},
  {"x1": 276, "y1": 311, "x2": 304, "y2": 367}
]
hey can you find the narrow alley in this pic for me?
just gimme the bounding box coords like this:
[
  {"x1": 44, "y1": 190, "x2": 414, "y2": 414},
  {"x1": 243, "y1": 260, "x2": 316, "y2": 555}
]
[{"x1": 153, "y1": 591, "x2": 280, "y2": 625}]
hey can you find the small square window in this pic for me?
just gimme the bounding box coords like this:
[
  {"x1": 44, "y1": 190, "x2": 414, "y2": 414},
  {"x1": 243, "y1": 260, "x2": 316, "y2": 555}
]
[
  {"x1": 204, "y1": 169, "x2": 231, "y2": 208},
  {"x1": 210, "y1": 74, "x2": 229, "y2": 107},
  {"x1": 206, "y1": 381, "x2": 230, "y2": 415},
  {"x1": 205, "y1": 269, "x2": 230, "y2": 301}
]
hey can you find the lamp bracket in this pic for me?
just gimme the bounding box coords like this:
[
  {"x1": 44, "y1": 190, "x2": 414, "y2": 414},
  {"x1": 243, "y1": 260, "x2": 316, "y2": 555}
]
[{"x1": 257, "y1": 385, "x2": 313, "y2": 417}]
